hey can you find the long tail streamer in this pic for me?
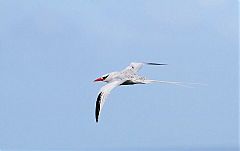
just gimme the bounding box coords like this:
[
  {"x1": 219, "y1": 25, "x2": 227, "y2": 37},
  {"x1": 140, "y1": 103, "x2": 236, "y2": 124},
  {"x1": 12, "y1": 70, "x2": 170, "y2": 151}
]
[{"x1": 144, "y1": 80, "x2": 207, "y2": 88}]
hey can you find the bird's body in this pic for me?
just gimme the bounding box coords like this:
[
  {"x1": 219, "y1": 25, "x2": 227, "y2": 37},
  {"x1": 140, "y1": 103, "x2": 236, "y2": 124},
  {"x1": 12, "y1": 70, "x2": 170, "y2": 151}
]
[
  {"x1": 103, "y1": 71, "x2": 145, "y2": 85},
  {"x1": 93, "y1": 62, "x2": 193, "y2": 123}
]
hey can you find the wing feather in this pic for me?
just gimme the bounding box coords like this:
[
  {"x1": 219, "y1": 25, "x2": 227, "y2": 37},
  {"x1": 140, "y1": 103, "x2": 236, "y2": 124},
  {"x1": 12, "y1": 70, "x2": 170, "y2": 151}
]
[
  {"x1": 95, "y1": 80, "x2": 124, "y2": 123},
  {"x1": 123, "y1": 62, "x2": 167, "y2": 73}
]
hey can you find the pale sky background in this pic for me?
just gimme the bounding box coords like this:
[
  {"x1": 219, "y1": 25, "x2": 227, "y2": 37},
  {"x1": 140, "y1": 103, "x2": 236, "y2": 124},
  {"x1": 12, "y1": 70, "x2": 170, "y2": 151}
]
[{"x1": 0, "y1": 0, "x2": 238, "y2": 151}]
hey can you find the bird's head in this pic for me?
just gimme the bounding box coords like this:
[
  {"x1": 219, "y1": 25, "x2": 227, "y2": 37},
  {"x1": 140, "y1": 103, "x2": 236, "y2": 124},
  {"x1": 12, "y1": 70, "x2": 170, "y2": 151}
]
[{"x1": 94, "y1": 72, "x2": 118, "y2": 83}]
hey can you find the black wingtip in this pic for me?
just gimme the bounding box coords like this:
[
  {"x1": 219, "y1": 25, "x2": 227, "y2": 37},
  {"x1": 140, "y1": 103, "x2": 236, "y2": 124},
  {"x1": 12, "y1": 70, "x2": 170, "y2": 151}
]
[
  {"x1": 95, "y1": 92, "x2": 102, "y2": 123},
  {"x1": 145, "y1": 62, "x2": 168, "y2": 65}
]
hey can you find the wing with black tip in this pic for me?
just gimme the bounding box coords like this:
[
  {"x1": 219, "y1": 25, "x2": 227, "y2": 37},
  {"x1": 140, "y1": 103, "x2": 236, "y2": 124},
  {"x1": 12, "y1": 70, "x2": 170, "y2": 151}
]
[
  {"x1": 95, "y1": 80, "x2": 125, "y2": 123},
  {"x1": 123, "y1": 62, "x2": 167, "y2": 73}
]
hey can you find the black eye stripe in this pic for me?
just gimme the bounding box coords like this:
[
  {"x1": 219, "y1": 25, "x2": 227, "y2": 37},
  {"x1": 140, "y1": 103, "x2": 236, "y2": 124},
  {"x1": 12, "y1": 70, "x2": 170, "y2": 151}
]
[{"x1": 102, "y1": 75, "x2": 109, "y2": 80}]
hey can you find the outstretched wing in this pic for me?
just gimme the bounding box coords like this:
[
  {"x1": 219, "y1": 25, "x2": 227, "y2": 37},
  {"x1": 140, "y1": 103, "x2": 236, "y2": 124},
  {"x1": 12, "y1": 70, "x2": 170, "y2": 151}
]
[
  {"x1": 123, "y1": 62, "x2": 167, "y2": 73},
  {"x1": 95, "y1": 80, "x2": 125, "y2": 123}
]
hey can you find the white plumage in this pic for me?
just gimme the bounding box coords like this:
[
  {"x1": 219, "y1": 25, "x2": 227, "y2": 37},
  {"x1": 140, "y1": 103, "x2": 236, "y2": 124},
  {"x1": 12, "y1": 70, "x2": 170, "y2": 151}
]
[{"x1": 94, "y1": 62, "x2": 196, "y2": 123}]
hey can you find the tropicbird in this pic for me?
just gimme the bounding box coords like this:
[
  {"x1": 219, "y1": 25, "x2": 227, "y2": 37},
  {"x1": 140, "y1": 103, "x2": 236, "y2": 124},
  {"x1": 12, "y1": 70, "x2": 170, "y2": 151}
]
[{"x1": 94, "y1": 62, "x2": 193, "y2": 123}]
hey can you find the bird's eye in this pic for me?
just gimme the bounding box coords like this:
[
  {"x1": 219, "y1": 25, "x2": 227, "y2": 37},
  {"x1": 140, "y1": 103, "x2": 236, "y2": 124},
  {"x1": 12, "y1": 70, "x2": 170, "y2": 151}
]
[{"x1": 102, "y1": 75, "x2": 109, "y2": 80}]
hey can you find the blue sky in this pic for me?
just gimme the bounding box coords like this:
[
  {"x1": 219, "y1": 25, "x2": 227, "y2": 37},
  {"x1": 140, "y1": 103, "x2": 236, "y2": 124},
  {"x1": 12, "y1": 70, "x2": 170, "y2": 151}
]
[{"x1": 0, "y1": 0, "x2": 238, "y2": 150}]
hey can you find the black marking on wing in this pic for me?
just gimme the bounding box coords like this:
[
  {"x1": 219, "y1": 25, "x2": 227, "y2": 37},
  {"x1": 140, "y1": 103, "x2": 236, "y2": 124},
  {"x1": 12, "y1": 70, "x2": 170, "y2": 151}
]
[
  {"x1": 95, "y1": 92, "x2": 103, "y2": 123},
  {"x1": 121, "y1": 80, "x2": 137, "y2": 85},
  {"x1": 146, "y1": 62, "x2": 167, "y2": 65}
]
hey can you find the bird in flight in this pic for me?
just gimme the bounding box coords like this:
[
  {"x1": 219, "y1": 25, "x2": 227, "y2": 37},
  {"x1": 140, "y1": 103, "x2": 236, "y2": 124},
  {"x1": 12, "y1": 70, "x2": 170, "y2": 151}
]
[{"x1": 94, "y1": 62, "x2": 193, "y2": 123}]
